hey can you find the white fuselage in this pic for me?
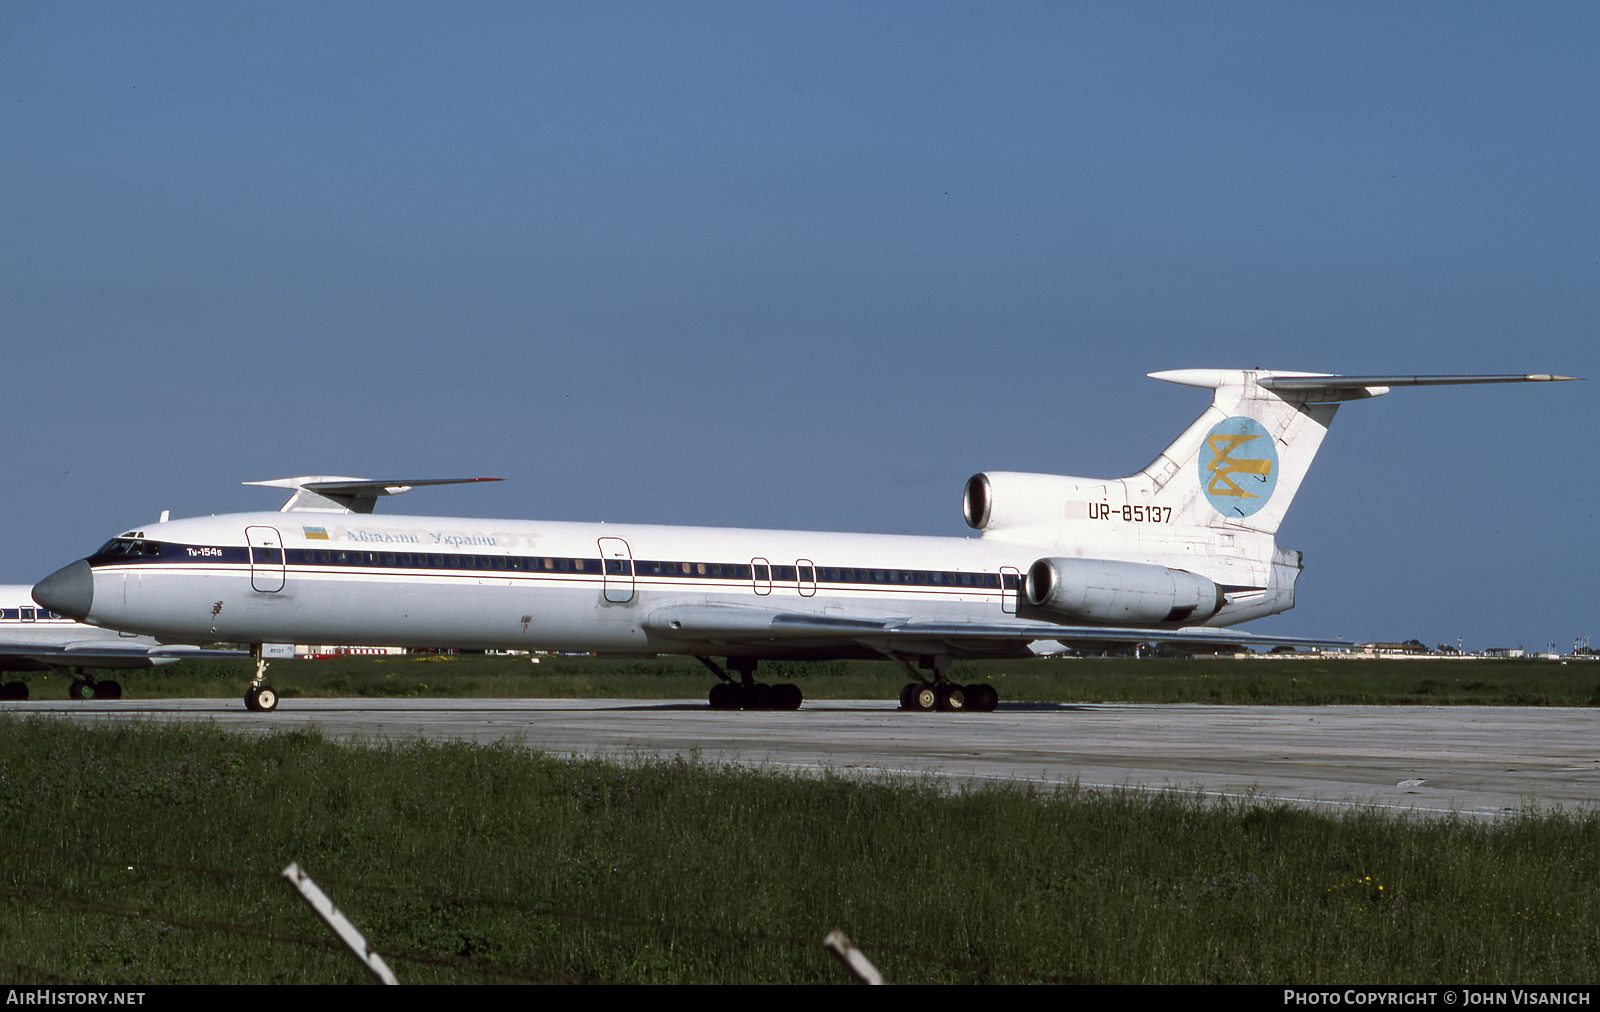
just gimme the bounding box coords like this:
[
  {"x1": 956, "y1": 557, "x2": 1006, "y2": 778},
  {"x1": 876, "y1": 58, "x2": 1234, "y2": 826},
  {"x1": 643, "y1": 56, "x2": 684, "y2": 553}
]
[{"x1": 59, "y1": 508, "x2": 1298, "y2": 658}]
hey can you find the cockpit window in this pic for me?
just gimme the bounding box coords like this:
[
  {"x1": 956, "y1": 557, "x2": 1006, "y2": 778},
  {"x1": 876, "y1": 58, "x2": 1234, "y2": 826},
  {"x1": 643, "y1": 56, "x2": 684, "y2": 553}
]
[{"x1": 96, "y1": 538, "x2": 160, "y2": 557}]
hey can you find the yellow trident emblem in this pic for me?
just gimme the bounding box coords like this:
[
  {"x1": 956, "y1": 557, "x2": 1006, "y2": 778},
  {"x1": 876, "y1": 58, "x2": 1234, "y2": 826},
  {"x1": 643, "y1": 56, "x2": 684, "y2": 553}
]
[{"x1": 1205, "y1": 433, "x2": 1273, "y2": 498}]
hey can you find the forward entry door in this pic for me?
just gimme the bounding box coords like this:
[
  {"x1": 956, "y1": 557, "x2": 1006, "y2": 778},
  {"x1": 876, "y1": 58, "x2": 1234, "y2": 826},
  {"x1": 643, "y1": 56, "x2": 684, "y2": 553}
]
[{"x1": 246, "y1": 526, "x2": 286, "y2": 593}]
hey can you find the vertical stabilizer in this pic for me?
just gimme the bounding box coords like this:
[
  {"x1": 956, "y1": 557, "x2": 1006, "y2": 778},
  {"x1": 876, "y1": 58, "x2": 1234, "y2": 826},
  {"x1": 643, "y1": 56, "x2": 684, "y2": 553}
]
[
  {"x1": 1137, "y1": 370, "x2": 1356, "y2": 536},
  {"x1": 967, "y1": 370, "x2": 1574, "y2": 545},
  {"x1": 1137, "y1": 370, "x2": 1577, "y2": 536}
]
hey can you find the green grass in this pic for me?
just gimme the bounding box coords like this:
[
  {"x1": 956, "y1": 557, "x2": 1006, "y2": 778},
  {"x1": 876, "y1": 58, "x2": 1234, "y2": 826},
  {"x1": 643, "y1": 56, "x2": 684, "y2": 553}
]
[
  {"x1": 17, "y1": 654, "x2": 1600, "y2": 707},
  {"x1": 0, "y1": 718, "x2": 1596, "y2": 984}
]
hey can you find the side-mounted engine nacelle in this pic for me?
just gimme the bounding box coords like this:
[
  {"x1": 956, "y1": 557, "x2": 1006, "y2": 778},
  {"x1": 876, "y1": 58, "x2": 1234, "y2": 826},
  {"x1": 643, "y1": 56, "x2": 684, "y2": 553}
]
[
  {"x1": 963, "y1": 472, "x2": 1084, "y2": 535},
  {"x1": 1025, "y1": 557, "x2": 1225, "y2": 625}
]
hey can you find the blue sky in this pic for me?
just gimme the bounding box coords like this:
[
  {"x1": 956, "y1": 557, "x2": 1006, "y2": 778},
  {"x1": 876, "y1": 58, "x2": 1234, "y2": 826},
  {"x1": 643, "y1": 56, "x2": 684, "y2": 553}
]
[{"x1": 2, "y1": 2, "x2": 1593, "y2": 649}]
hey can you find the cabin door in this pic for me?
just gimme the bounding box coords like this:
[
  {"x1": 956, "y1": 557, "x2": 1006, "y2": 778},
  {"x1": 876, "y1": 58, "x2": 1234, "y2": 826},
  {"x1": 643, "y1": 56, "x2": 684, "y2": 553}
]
[
  {"x1": 1000, "y1": 566, "x2": 1020, "y2": 614},
  {"x1": 598, "y1": 537, "x2": 635, "y2": 603},
  {"x1": 796, "y1": 559, "x2": 816, "y2": 597},
  {"x1": 246, "y1": 526, "x2": 286, "y2": 593}
]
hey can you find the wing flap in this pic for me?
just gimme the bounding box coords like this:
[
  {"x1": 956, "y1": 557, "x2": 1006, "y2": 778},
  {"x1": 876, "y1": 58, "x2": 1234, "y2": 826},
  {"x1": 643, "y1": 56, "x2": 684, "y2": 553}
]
[
  {"x1": 883, "y1": 620, "x2": 1345, "y2": 650},
  {"x1": 644, "y1": 606, "x2": 1345, "y2": 651}
]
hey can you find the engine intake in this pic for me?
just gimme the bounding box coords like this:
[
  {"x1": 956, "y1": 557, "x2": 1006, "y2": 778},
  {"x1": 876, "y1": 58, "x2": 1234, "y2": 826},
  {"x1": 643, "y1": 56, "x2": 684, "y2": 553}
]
[
  {"x1": 1025, "y1": 557, "x2": 1224, "y2": 625},
  {"x1": 963, "y1": 471, "x2": 1085, "y2": 535}
]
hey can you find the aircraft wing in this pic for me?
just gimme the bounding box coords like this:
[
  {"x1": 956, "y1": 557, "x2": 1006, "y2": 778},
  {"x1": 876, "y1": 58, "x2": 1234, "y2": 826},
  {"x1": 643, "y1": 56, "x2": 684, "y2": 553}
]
[
  {"x1": 0, "y1": 641, "x2": 248, "y2": 670},
  {"x1": 642, "y1": 606, "x2": 1346, "y2": 651}
]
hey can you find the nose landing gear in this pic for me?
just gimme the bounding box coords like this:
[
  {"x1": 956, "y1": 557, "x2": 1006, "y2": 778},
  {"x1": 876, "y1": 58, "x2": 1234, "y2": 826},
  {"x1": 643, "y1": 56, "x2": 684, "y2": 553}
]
[{"x1": 244, "y1": 646, "x2": 280, "y2": 712}]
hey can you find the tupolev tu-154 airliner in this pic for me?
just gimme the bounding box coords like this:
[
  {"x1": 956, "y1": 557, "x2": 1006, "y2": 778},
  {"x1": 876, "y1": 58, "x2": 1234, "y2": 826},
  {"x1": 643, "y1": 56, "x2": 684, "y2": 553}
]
[{"x1": 32, "y1": 369, "x2": 1577, "y2": 713}]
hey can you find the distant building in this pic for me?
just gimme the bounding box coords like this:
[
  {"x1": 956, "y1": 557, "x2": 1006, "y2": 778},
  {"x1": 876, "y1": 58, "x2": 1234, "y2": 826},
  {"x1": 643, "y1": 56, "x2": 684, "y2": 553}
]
[
  {"x1": 1364, "y1": 641, "x2": 1429, "y2": 655},
  {"x1": 298, "y1": 645, "x2": 408, "y2": 659}
]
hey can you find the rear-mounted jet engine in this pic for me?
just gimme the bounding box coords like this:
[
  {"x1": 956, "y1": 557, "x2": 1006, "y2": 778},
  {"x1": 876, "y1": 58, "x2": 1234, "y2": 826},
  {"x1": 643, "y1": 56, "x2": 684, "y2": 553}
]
[{"x1": 1024, "y1": 557, "x2": 1225, "y2": 625}]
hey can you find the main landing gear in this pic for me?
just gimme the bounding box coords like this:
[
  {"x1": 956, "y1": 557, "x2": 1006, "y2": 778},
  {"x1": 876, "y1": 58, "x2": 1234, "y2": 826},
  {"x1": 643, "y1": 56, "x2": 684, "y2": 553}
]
[
  {"x1": 699, "y1": 656, "x2": 803, "y2": 711},
  {"x1": 0, "y1": 680, "x2": 29, "y2": 700},
  {"x1": 895, "y1": 655, "x2": 998, "y2": 713},
  {"x1": 68, "y1": 671, "x2": 122, "y2": 701},
  {"x1": 897, "y1": 681, "x2": 997, "y2": 712},
  {"x1": 244, "y1": 645, "x2": 279, "y2": 712}
]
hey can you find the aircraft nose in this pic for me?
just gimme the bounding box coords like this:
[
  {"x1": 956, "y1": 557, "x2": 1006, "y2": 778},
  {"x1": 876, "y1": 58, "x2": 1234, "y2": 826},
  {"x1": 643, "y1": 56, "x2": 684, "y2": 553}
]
[{"x1": 34, "y1": 560, "x2": 94, "y2": 620}]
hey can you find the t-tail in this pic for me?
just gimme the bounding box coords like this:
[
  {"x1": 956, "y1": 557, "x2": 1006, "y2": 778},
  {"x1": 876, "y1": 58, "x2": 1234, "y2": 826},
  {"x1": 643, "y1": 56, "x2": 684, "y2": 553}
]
[
  {"x1": 965, "y1": 370, "x2": 1578, "y2": 546},
  {"x1": 1141, "y1": 370, "x2": 1580, "y2": 536}
]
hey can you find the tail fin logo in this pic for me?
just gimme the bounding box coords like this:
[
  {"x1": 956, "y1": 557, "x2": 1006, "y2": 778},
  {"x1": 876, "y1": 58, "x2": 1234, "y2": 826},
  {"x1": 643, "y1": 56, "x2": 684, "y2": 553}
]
[{"x1": 1200, "y1": 417, "x2": 1278, "y2": 517}]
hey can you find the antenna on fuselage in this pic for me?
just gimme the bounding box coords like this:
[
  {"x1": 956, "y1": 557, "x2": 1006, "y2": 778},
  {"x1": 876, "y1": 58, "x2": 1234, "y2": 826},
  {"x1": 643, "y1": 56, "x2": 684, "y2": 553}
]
[{"x1": 243, "y1": 476, "x2": 503, "y2": 514}]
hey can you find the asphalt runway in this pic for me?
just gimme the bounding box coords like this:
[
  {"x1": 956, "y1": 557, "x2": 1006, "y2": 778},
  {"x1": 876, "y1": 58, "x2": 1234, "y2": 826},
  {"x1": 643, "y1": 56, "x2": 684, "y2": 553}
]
[{"x1": 5, "y1": 697, "x2": 1597, "y2": 818}]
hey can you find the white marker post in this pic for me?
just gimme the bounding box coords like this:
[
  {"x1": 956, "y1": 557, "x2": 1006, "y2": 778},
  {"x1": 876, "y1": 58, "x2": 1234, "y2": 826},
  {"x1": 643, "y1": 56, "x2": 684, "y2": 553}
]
[
  {"x1": 281, "y1": 862, "x2": 399, "y2": 985},
  {"x1": 823, "y1": 928, "x2": 885, "y2": 985}
]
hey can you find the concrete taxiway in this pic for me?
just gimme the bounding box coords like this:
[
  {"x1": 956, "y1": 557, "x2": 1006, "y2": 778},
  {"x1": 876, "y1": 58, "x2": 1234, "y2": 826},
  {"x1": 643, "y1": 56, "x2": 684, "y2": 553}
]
[{"x1": 4, "y1": 698, "x2": 1596, "y2": 818}]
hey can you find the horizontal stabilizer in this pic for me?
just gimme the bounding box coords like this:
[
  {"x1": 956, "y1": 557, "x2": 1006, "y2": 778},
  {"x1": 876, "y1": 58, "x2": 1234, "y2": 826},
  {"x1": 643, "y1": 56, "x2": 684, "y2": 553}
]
[
  {"x1": 1259, "y1": 373, "x2": 1579, "y2": 389},
  {"x1": 1151, "y1": 369, "x2": 1580, "y2": 403},
  {"x1": 1258, "y1": 373, "x2": 1580, "y2": 401},
  {"x1": 244, "y1": 476, "x2": 503, "y2": 514}
]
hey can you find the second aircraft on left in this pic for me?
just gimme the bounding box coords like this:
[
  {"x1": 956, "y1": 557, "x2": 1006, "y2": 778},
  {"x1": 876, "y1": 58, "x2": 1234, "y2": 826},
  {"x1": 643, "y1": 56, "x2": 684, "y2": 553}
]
[{"x1": 0, "y1": 583, "x2": 242, "y2": 700}]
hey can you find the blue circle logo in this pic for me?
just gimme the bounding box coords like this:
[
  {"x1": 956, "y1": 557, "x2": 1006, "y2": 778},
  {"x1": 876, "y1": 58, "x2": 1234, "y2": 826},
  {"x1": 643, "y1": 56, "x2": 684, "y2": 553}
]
[{"x1": 1199, "y1": 416, "x2": 1278, "y2": 517}]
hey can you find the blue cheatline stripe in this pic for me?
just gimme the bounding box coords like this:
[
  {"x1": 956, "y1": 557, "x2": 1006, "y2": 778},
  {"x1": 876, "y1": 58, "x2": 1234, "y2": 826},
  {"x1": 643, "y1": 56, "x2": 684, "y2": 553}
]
[{"x1": 87, "y1": 541, "x2": 1009, "y2": 593}]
